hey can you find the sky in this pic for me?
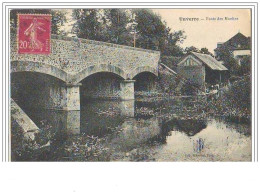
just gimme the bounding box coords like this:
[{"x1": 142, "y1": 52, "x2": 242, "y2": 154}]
[
  {"x1": 152, "y1": 9, "x2": 251, "y2": 53},
  {"x1": 62, "y1": 9, "x2": 251, "y2": 53}
]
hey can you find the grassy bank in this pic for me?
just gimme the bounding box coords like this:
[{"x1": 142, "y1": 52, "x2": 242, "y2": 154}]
[
  {"x1": 205, "y1": 75, "x2": 251, "y2": 123},
  {"x1": 136, "y1": 68, "x2": 251, "y2": 124}
]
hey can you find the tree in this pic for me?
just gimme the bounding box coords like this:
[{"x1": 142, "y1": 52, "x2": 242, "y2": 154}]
[
  {"x1": 162, "y1": 30, "x2": 185, "y2": 56},
  {"x1": 133, "y1": 9, "x2": 170, "y2": 52},
  {"x1": 104, "y1": 9, "x2": 132, "y2": 45},
  {"x1": 72, "y1": 9, "x2": 133, "y2": 45},
  {"x1": 214, "y1": 45, "x2": 239, "y2": 75},
  {"x1": 200, "y1": 47, "x2": 214, "y2": 57},
  {"x1": 10, "y1": 9, "x2": 67, "y2": 35},
  {"x1": 235, "y1": 56, "x2": 251, "y2": 76},
  {"x1": 185, "y1": 46, "x2": 200, "y2": 53},
  {"x1": 184, "y1": 46, "x2": 214, "y2": 57},
  {"x1": 72, "y1": 8, "x2": 185, "y2": 57},
  {"x1": 133, "y1": 9, "x2": 185, "y2": 56},
  {"x1": 72, "y1": 9, "x2": 106, "y2": 41}
]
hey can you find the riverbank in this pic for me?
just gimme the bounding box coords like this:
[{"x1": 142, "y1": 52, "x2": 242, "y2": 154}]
[
  {"x1": 11, "y1": 96, "x2": 251, "y2": 161},
  {"x1": 11, "y1": 74, "x2": 251, "y2": 161},
  {"x1": 135, "y1": 72, "x2": 251, "y2": 124},
  {"x1": 206, "y1": 75, "x2": 251, "y2": 124}
]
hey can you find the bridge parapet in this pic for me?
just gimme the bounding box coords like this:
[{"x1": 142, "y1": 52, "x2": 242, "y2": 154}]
[{"x1": 11, "y1": 32, "x2": 160, "y2": 82}]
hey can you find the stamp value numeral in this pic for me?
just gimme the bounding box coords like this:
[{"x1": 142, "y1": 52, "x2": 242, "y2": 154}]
[{"x1": 19, "y1": 40, "x2": 28, "y2": 49}]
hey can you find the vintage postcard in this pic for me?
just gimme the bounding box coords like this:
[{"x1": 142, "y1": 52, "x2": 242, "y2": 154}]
[
  {"x1": 1, "y1": 2, "x2": 259, "y2": 195},
  {"x1": 7, "y1": 7, "x2": 254, "y2": 162}
]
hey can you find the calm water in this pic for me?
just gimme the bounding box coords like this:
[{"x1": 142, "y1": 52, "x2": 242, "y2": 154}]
[{"x1": 22, "y1": 98, "x2": 251, "y2": 162}]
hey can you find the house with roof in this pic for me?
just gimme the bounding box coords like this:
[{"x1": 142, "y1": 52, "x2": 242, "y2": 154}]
[
  {"x1": 177, "y1": 52, "x2": 228, "y2": 89},
  {"x1": 214, "y1": 32, "x2": 251, "y2": 65}
]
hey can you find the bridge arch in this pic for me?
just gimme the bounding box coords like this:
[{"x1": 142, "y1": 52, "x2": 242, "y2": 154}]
[
  {"x1": 70, "y1": 64, "x2": 127, "y2": 83},
  {"x1": 133, "y1": 70, "x2": 158, "y2": 93},
  {"x1": 80, "y1": 71, "x2": 125, "y2": 102},
  {"x1": 11, "y1": 61, "x2": 68, "y2": 83},
  {"x1": 129, "y1": 66, "x2": 158, "y2": 79},
  {"x1": 11, "y1": 70, "x2": 68, "y2": 111}
]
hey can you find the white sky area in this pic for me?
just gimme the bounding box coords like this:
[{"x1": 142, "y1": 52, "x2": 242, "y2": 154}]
[
  {"x1": 153, "y1": 9, "x2": 251, "y2": 53},
  {"x1": 61, "y1": 9, "x2": 251, "y2": 53}
]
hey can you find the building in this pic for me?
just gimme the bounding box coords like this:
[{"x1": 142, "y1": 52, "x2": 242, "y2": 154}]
[
  {"x1": 214, "y1": 32, "x2": 251, "y2": 65},
  {"x1": 177, "y1": 52, "x2": 228, "y2": 89}
]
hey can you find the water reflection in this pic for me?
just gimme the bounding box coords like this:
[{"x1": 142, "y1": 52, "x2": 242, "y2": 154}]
[
  {"x1": 162, "y1": 118, "x2": 208, "y2": 137},
  {"x1": 24, "y1": 109, "x2": 81, "y2": 135},
  {"x1": 105, "y1": 118, "x2": 161, "y2": 151},
  {"x1": 193, "y1": 138, "x2": 205, "y2": 153},
  {"x1": 176, "y1": 119, "x2": 207, "y2": 136},
  {"x1": 153, "y1": 119, "x2": 251, "y2": 161},
  {"x1": 80, "y1": 100, "x2": 126, "y2": 136},
  {"x1": 67, "y1": 111, "x2": 80, "y2": 134},
  {"x1": 120, "y1": 100, "x2": 135, "y2": 117},
  {"x1": 21, "y1": 99, "x2": 251, "y2": 161}
]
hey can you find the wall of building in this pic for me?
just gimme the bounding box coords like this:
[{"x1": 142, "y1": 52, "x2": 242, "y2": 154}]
[
  {"x1": 177, "y1": 64, "x2": 205, "y2": 87},
  {"x1": 233, "y1": 49, "x2": 251, "y2": 57},
  {"x1": 233, "y1": 49, "x2": 251, "y2": 65}
]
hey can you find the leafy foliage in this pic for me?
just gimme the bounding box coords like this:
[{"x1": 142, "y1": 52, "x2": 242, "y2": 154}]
[
  {"x1": 133, "y1": 9, "x2": 185, "y2": 55},
  {"x1": 200, "y1": 47, "x2": 214, "y2": 57},
  {"x1": 233, "y1": 55, "x2": 251, "y2": 76},
  {"x1": 133, "y1": 9, "x2": 167, "y2": 50},
  {"x1": 185, "y1": 46, "x2": 214, "y2": 57},
  {"x1": 214, "y1": 34, "x2": 251, "y2": 76},
  {"x1": 72, "y1": 9, "x2": 186, "y2": 56},
  {"x1": 72, "y1": 9, "x2": 106, "y2": 41},
  {"x1": 160, "y1": 56, "x2": 181, "y2": 71},
  {"x1": 214, "y1": 45, "x2": 238, "y2": 72},
  {"x1": 104, "y1": 9, "x2": 132, "y2": 45},
  {"x1": 185, "y1": 46, "x2": 200, "y2": 53},
  {"x1": 207, "y1": 75, "x2": 251, "y2": 123}
]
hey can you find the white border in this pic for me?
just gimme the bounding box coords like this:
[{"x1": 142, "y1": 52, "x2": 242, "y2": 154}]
[
  {"x1": 2, "y1": 1, "x2": 258, "y2": 162},
  {"x1": 0, "y1": 1, "x2": 259, "y2": 195}
]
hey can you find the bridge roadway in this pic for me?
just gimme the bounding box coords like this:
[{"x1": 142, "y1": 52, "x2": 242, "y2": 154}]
[{"x1": 11, "y1": 31, "x2": 160, "y2": 110}]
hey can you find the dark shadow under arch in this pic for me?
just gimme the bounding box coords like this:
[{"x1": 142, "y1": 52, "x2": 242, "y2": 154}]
[
  {"x1": 70, "y1": 65, "x2": 127, "y2": 83},
  {"x1": 11, "y1": 61, "x2": 68, "y2": 83},
  {"x1": 80, "y1": 71, "x2": 124, "y2": 103},
  {"x1": 133, "y1": 71, "x2": 158, "y2": 93},
  {"x1": 11, "y1": 71, "x2": 66, "y2": 111},
  {"x1": 129, "y1": 66, "x2": 158, "y2": 79}
]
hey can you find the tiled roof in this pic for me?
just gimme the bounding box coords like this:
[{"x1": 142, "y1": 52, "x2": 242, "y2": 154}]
[{"x1": 191, "y1": 52, "x2": 228, "y2": 71}]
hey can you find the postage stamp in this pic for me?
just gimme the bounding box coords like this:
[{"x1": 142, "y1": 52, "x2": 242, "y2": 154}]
[{"x1": 17, "y1": 14, "x2": 51, "y2": 54}]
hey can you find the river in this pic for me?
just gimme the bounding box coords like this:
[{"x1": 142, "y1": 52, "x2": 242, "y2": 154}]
[{"x1": 19, "y1": 97, "x2": 251, "y2": 161}]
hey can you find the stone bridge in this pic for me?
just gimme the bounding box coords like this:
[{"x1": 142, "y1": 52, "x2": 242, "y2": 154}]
[{"x1": 11, "y1": 32, "x2": 160, "y2": 110}]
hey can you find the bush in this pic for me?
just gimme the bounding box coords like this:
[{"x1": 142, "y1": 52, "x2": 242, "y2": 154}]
[
  {"x1": 160, "y1": 56, "x2": 181, "y2": 71},
  {"x1": 210, "y1": 74, "x2": 251, "y2": 122}
]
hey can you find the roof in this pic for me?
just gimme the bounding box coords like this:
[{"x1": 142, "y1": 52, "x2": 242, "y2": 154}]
[
  {"x1": 160, "y1": 63, "x2": 177, "y2": 75},
  {"x1": 225, "y1": 33, "x2": 249, "y2": 45},
  {"x1": 191, "y1": 52, "x2": 228, "y2": 71},
  {"x1": 215, "y1": 32, "x2": 250, "y2": 51}
]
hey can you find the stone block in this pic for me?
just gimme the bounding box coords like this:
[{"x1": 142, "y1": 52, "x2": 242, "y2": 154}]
[{"x1": 120, "y1": 80, "x2": 135, "y2": 100}]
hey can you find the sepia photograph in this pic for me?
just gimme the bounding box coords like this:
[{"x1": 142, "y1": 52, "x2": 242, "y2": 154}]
[{"x1": 9, "y1": 8, "x2": 252, "y2": 162}]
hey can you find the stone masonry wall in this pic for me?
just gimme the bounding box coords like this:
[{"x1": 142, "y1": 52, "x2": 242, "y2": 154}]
[{"x1": 11, "y1": 32, "x2": 160, "y2": 81}]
